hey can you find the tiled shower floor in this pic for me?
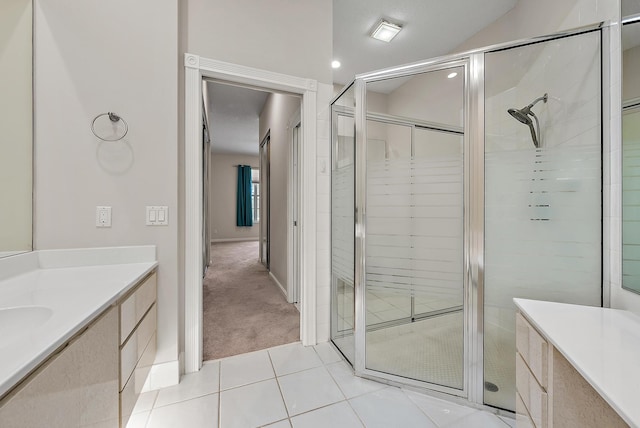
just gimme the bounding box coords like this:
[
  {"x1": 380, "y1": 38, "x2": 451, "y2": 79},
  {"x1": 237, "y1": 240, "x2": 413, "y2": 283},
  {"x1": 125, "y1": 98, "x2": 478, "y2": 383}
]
[{"x1": 127, "y1": 342, "x2": 514, "y2": 428}]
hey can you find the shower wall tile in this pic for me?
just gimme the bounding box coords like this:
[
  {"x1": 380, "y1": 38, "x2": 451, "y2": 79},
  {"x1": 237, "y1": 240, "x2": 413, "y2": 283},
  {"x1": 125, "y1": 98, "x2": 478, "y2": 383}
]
[
  {"x1": 318, "y1": 119, "x2": 331, "y2": 141},
  {"x1": 317, "y1": 284, "x2": 331, "y2": 307},
  {"x1": 317, "y1": 134, "x2": 330, "y2": 157},
  {"x1": 317, "y1": 229, "x2": 330, "y2": 252},
  {"x1": 317, "y1": 175, "x2": 331, "y2": 196},
  {"x1": 317, "y1": 265, "x2": 330, "y2": 286},
  {"x1": 317, "y1": 248, "x2": 330, "y2": 269},
  {"x1": 317, "y1": 320, "x2": 330, "y2": 343},
  {"x1": 558, "y1": 0, "x2": 618, "y2": 35},
  {"x1": 317, "y1": 211, "x2": 330, "y2": 234},
  {"x1": 317, "y1": 156, "x2": 330, "y2": 178}
]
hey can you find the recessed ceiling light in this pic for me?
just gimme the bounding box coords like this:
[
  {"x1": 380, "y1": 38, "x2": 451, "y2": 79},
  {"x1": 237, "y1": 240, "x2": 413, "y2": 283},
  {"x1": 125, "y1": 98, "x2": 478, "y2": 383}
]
[
  {"x1": 370, "y1": 20, "x2": 402, "y2": 43},
  {"x1": 447, "y1": 72, "x2": 458, "y2": 79},
  {"x1": 332, "y1": 60, "x2": 341, "y2": 69}
]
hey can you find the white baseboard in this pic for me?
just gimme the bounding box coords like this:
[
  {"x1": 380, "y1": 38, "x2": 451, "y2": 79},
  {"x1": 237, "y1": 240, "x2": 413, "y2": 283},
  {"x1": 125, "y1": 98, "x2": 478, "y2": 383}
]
[
  {"x1": 269, "y1": 271, "x2": 288, "y2": 299},
  {"x1": 211, "y1": 237, "x2": 259, "y2": 243},
  {"x1": 142, "y1": 359, "x2": 181, "y2": 392}
]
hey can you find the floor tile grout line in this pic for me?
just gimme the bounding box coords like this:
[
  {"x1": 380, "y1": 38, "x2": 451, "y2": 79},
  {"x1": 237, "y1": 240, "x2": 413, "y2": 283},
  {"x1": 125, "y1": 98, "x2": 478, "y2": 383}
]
[
  {"x1": 324, "y1": 360, "x2": 356, "y2": 399},
  {"x1": 272, "y1": 360, "x2": 325, "y2": 378},
  {"x1": 286, "y1": 398, "x2": 354, "y2": 422},
  {"x1": 139, "y1": 389, "x2": 159, "y2": 428},
  {"x1": 400, "y1": 388, "x2": 442, "y2": 428},
  {"x1": 324, "y1": 359, "x2": 390, "y2": 401},
  {"x1": 151, "y1": 390, "x2": 219, "y2": 410},
  {"x1": 257, "y1": 417, "x2": 290, "y2": 428},
  {"x1": 344, "y1": 396, "x2": 367, "y2": 427},
  {"x1": 268, "y1": 349, "x2": 293, "y2": 421}
]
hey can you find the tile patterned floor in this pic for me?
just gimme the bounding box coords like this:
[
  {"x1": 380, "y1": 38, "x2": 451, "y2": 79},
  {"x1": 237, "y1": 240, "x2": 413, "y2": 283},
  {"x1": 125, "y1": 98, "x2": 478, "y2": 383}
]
[{"x1": 127, "y1": 342, "x2": 515, "y2": 428}]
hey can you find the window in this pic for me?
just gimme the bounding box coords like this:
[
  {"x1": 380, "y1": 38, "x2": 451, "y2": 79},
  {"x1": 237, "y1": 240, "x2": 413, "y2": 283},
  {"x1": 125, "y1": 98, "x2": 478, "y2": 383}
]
[{"x1": 251, "y1": 168, "x2": 260, "y2": 223}]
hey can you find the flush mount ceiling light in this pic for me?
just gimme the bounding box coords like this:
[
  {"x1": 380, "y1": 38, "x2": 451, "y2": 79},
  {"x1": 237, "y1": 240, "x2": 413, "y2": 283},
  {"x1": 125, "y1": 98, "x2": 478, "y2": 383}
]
[
  {"x1": 447, "y1": 72, "x2": 458, "y2": 79},
  {"x1": 370, "y1": 20, "x2": 402, "y2": 42},
  {"x1": 332, "y1": 60, "x2": 341, "y2": 69}
]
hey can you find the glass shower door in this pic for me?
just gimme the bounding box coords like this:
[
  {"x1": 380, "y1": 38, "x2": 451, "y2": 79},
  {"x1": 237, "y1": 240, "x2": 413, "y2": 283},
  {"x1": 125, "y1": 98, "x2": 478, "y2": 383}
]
[{"x1": 363, "y1": 65, "x2": 466, "y2": 391}]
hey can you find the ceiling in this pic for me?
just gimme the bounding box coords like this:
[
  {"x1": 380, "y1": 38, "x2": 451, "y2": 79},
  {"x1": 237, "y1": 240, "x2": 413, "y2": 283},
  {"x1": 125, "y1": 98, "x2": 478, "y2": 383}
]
[
  {"x1": 333, "y1": 0, "x2": 518, "y2": 87},
  {"x1": 205, "y1": 81, "x2": 269, "y2": 156},
  {"x1": 207, "y1": 0, "x2": 519, "y2": 156}
]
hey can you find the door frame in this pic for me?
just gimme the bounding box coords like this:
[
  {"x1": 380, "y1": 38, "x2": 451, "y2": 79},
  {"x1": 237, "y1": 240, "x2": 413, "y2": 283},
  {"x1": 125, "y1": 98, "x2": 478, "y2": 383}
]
[
  {"x1": 259, "y1": 132, "x2": 271, "y2": 269},
  {"x1": 288, "y1": 110, "x2": 302, "y2": 304},
  {"x1": 184, "y1": 54, "x2": 318, "y2": 373}
]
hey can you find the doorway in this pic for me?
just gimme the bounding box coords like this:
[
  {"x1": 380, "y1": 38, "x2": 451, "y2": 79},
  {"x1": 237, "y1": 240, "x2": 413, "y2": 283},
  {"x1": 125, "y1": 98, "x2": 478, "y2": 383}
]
[
  {"x1": 184, "y1": 55, "x2": 319, "y2": 373},
  {"x1": 199, "y1": 77, "x2": 308, "y2": 362}
]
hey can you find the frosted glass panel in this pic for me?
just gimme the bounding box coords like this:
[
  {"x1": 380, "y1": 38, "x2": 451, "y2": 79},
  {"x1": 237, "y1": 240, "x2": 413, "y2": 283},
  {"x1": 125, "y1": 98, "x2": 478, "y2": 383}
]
[
  {"x1": 484, "y1": 31, "x2": 602, "y2": 411},
  {"x1": 364, "y1": 66, "x2": 465, "y2": 390},
  {"x1": 622, "y1": 20, "x2": 640, "y2": 294},
  {"x1": 331, "y1": 85, "x2": 356, "y2": 364},
  {"x1": 623, "y1": 109, "x2": 640, "y2": 292}
]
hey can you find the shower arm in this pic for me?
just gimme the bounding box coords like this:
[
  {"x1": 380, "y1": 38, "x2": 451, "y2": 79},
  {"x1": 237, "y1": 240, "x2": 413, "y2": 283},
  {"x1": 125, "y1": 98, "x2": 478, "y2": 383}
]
[{"x1": 527, "y1": 94, "x2": 548, "y2": 110}]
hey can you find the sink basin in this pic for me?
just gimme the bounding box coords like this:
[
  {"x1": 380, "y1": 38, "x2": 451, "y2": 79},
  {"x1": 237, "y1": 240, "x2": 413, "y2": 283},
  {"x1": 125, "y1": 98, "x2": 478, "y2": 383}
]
[{"x1": 0, "y1": 306, "x2": 53, "y2": 347}]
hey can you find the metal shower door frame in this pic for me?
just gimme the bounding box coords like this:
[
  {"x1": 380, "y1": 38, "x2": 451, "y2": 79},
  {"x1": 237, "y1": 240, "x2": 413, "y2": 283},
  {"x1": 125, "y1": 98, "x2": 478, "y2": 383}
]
[{"x1": 352, "y1": 56, "x2": 475, "y2": 400}]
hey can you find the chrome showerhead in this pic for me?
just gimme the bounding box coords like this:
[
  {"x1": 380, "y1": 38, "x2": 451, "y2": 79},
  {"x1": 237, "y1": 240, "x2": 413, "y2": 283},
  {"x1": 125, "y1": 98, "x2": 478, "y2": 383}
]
[
  {"x1": 507, "y1": 93, "x2": 548, "y2": 148},
  {"x1": 508, "y1": 108, "x2": 532, "y2": 125}
]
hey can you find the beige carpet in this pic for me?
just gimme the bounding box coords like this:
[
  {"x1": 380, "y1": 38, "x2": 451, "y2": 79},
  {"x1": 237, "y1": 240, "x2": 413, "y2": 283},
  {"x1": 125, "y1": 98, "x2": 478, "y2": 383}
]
[{"x1": 203, "y1": 241, "x2": 300, "y2": 360}]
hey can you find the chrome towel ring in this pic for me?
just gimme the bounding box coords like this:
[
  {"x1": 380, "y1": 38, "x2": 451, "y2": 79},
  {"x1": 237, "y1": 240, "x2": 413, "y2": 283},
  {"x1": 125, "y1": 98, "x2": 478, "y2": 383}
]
[{"x1": 91, "y1": 112, "x2": 129, "y2": 141}]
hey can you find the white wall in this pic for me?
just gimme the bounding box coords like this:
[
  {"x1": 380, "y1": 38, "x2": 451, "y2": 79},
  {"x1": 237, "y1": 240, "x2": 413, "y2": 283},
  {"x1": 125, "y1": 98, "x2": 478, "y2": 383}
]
[
  {"x1": 209, "y1": 153, "x2": 259, "y2": 242},
  {"x1": 187, "y1": 0, "x2": 332, "y2": 85},
  {"x1": 0, "y1": 0, "x2": 32, "y2": 253},
  {"x1": 34, "y1": 0, "x2": 180, "y2": 385},
  {"x1": 259, "y1": 93, "x2": 301, "y2": 288}
]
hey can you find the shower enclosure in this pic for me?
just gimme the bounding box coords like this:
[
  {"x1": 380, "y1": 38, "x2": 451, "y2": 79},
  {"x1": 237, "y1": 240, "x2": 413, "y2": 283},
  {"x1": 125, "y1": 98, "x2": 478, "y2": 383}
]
[{"x1": 331, "y1": 26, "x2": 604, "y2": 412}]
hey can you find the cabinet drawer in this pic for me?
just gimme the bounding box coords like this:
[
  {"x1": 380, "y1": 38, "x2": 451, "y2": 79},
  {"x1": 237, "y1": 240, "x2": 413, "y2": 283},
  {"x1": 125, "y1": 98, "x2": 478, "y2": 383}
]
[
  {"x1": 120, "y1": 272, "x2": 156, "y2": 345},
  {"x1": 516, "y1": 391, "x2": 536, "y2": 428},
  {"x1": 120, "y1": 304, "x2": 156, "y2": 388},
  {"x1": 516, "y1": 352, "x2": 547, "y2": 428},
  {"x1": 120, "y1": 332, "x2": 156, "y2": 428},
  {"x1": 516, "y1": 312, "x2": 548, "y2": 388}
]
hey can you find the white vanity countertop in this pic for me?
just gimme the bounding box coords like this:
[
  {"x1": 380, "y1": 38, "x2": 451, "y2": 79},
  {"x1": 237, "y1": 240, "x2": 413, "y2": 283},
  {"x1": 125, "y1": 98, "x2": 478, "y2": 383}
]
[
  {"x1": 514, "y1": 298, "x2": 640, "y2": 427},
  {"x1": 0, "y1": 246, "x2": 157, "y2": 399}
]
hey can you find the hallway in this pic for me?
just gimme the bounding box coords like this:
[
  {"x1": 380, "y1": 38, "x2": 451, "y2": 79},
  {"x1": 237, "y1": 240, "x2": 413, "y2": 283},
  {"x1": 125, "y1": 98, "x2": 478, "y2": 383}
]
[
  {"x1": 203, "y1": 241, "x2": 300, "y2": 360},
  {"x1": 127, "y1": 342, "x2": 515, "y2": 428}
]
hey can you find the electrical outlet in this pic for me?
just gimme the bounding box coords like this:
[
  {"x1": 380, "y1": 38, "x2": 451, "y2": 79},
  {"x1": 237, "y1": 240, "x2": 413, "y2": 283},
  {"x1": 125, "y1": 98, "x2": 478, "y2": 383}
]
[{"x1": 96, "y1": 206, "x2": 111, "y2": 227}]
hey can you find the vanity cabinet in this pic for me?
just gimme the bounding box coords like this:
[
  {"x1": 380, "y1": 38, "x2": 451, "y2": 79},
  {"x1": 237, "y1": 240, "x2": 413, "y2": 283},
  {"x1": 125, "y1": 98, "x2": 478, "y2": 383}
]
[
  {"x1": 0, "y1": 269, "x2": 157, "y2": 428},
  {"x1": 119, "y1": 271, "x2": 157, "y2": 428},
  {"x1": 0, "y1": 308, "x2": 120, "y2": 428},
  {"x1": 515, "y1": 312, "x2": 628, "y2": 428}
]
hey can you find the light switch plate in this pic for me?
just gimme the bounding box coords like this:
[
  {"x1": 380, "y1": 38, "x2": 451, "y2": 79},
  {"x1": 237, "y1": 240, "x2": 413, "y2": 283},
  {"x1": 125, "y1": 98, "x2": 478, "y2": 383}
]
[
  {"x1": 96, "y1": 206, "x2": 111, "y2": 227},
  {"x1": 146, "y1": 206, "x2": 168, "y2": 226}
]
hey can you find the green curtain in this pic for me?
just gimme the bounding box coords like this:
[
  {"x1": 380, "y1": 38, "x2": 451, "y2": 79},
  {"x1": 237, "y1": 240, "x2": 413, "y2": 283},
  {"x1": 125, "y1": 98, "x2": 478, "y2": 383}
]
[{"x1": 236, "y1": 165, "x2": 253, "y2": 227}]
